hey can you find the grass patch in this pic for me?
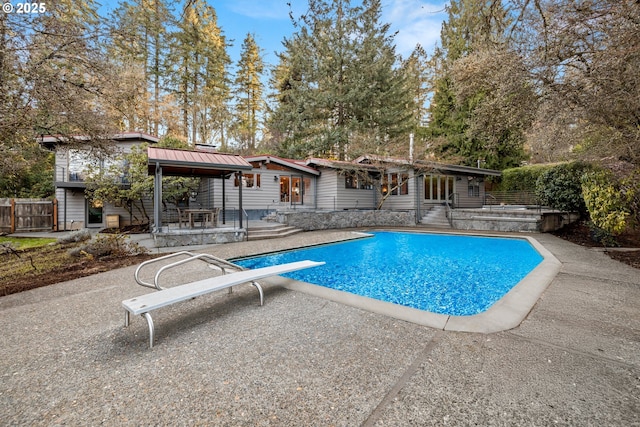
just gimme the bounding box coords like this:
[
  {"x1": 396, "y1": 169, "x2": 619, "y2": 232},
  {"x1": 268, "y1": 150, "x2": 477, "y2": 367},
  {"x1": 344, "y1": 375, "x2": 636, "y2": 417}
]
[{"x1": 0, "y1": 236, "x2": 58, "y2": 250}]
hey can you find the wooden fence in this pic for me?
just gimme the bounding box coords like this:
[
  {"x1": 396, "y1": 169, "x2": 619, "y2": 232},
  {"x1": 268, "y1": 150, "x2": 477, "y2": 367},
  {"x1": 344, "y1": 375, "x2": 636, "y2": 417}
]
[{"x1": 0, "y1": 199, "x2": 58, "y2": 233}]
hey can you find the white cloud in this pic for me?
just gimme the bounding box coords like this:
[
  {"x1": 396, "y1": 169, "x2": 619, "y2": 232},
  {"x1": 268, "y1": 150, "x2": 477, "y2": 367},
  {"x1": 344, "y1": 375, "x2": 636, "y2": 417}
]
[{"x1": 382, "y1": 0, "x2": 448, "y2": 58}]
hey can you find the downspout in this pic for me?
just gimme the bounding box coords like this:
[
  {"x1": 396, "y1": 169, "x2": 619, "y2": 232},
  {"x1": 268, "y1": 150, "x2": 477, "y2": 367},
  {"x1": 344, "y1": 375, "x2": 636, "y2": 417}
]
[
  {"x1": 415, "y1": 172, "x2": 421, "y2": 224},
  {"x1": 63, "y1": 189, "x2": 67, "y2": 231}
]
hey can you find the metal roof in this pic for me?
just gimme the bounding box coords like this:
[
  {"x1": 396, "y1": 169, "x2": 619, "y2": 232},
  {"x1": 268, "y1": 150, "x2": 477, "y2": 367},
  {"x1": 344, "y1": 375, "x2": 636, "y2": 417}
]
[
  {"x1": 148, "y1": 147, "x2": 253, "y2": 178},
  {"x1": 39, "y1": 132, "x2": 160, "y2": 150}
]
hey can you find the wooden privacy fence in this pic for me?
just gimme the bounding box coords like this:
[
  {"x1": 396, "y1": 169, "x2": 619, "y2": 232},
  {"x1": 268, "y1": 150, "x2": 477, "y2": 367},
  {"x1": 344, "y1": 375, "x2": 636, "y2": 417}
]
[{"x1": 0, "y1": 199, "x2": 58, "y2": 233}]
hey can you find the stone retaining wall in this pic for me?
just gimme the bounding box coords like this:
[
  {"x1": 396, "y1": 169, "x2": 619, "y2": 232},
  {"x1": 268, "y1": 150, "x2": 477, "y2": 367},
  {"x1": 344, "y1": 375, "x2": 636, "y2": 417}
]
[
  {"x1": 276, "y1": 210, "x2": 415, "y2": 231},
  {"x1": 153, "y1": 228, "x2": 246, "y2": 247},
  {"x1": 450, "y1": 209, "x2": 579, "y2": 233}
]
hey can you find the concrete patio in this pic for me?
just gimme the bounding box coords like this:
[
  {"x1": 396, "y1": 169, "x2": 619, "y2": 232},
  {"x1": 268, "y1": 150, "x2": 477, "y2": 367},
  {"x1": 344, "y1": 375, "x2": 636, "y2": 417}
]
[{"x1": 0, "y1": 229, "x2": 638, "y2": 425}]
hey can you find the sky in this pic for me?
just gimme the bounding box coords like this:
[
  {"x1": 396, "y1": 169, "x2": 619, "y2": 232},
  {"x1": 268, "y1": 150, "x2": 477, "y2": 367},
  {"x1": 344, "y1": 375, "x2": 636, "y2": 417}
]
[{"x1": 100, "y1": 0, "x2": 448, "y2": 68}]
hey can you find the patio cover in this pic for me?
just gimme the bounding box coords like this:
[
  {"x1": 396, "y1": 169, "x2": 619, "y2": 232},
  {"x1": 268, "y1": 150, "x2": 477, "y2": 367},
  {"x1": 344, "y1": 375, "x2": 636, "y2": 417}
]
[{"x1": 148, "y1": 147, "x2": 253, "y2": 231}]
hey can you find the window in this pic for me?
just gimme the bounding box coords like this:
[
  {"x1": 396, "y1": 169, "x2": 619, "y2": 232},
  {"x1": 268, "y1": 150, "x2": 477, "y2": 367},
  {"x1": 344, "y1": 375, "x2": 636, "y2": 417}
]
[
  {"x1": 68, "y1": 150, "x2": 90, "y2": 182},
  {"x1": 234, "y1": 173, "x2": 261, "y2": 188},
  {"x1": 390, "y1": 173, "x2": 398, "y2": 195},
  {"x1": 425, "y1": 174, "x2": 455, "y2": 201},
  {"x1": 468, "y1": 178, "x2": 480, "y2": 197},
  {"x1": 400, "y1": 173, "x2": 409, "y2": 195},
  {"x1": 345, "y1": 174, "x2": 371, "y2": 190},
  {"x1": 382, "y1": 173, "x2": 409, "y2": 196}
]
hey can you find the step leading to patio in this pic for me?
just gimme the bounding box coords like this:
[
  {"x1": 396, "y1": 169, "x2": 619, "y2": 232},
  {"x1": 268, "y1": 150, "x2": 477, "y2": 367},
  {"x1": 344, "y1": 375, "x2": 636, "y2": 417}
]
[
  {"x1": 247, "y1": 224, "x2": 303, "y2": 241},
  {"x1": 420, "y1": 205, "x2": 451, "y2": 229}
]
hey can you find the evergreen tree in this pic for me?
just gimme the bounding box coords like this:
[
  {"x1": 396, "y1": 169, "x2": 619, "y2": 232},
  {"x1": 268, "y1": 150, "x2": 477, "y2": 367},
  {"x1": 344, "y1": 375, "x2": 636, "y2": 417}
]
[
  {"x1": 232, "y1": 33, "x2": 265, "y2": 153},
  {"x1": 108, "y1": 0, "x2": 172, "y2": 135},
  {"x1": 269, "y1": 0, "x2": 415, "y2": 160},
  {"x1": 400, "y1": 45, "x2": 431, "y2": 150},
  {"x1": 427, "y1": 0, "x2": 526, "y2": 169},
  {"x1": 167, "y1": 0, "x2": 231, "y2": 146}
]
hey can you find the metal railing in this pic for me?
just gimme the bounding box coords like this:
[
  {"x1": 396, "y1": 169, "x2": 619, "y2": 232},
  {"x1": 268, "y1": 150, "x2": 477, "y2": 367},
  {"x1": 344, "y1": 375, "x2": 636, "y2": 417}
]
[
  {"x1": 134, "y1": 251, "x2": 246, "y2": 290},
  {"x1": 484, "y1": 191, "x2": 541, "y2": 210},
  {"x1": 445, "y1": 193, "x2": 458, "y2": 227}
]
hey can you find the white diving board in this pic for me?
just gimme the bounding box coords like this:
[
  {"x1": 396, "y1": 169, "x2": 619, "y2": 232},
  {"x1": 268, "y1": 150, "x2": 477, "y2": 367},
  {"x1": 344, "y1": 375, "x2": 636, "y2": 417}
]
[{"x1": 123, "y1": 260, "x2": 325, "y2": 348}]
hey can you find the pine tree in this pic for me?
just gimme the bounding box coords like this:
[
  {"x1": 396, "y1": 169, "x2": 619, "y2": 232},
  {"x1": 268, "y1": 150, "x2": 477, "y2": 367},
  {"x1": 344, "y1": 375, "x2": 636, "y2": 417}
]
[
  {"x1": 268, "y1": 0, "x2": 415, "y2": 160},
  {"x1": 232, "y1": 33, "x2": 265, "y2": 153},
  {"x1": 107, "y1": 0, "x2": 172, "y2": 134},
  {"x1": 167, "y1": 0, "x2": 231, "y2": 146},
  {"x1": 399, "y1": 45, "x2": 431, "y2": 152}
]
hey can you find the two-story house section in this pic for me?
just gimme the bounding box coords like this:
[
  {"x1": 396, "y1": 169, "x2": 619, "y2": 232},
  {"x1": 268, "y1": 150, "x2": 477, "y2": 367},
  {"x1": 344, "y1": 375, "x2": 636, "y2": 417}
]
[{"x1": 41, "y1": 132, "x2": 159, "y2": 230}]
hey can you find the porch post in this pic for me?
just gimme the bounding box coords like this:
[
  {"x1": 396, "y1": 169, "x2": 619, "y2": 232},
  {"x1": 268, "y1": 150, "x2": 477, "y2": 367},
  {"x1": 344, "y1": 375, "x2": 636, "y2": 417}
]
[
  {"x1": 238, "y1": 171, "x2": 243, "y2": 229},
  {"x1": 153, "y1": 162, "x2": 162, "y2": 232},
  {"x1": 222, "y1": 175, "x2": 226, "y2": 224}
]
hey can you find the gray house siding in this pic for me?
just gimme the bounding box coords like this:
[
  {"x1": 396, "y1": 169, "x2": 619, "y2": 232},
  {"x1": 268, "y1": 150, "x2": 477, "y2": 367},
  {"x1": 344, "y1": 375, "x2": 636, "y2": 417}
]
[
  {"x1": 315, "y1": 169, "x2": 338, "y2": 210},
  {"x1": 204, "y1": 165, "x2": 318, "y2": 220},
  {"x1": 49, "y1": 134, "x2": 158, "y2": 230},
  {"x1": 315, "y1": 168, "x2": 376, "y2": 210},
  {"x1": 55, "y1": 189, "x2": 86, "y2": 230},
  {"x1": 378, "y1": 169, "x2": 417, "y2": 212}
]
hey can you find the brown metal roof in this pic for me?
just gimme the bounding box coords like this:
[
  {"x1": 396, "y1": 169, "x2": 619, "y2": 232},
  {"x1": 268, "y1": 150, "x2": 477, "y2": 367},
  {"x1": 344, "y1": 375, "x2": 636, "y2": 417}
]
[{"x1": 148, "y1": 147, "x2": 253, "y2": 178}]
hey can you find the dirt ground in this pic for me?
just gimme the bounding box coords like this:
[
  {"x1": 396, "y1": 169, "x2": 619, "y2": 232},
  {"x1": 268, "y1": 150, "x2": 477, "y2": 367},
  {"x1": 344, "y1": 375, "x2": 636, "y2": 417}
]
[
  {"x1": 551, "y1": 221, "x2": 640, "y2": 269},
  {"x1": 0, "y1": 249, "x2": 155, "y2": 297},
  {"x1": 1, "y1": 222, "x2": 639, "y2": 297}
]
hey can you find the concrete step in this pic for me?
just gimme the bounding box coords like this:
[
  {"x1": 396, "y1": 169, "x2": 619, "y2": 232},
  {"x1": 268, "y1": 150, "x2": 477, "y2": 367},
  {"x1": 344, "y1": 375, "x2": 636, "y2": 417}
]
[
  {"x1": 247, "y1": 225, "x2": 303, "y2": 240},
  {"x1": 420, "y1": 206, "x2": 452, "y2": 228}
]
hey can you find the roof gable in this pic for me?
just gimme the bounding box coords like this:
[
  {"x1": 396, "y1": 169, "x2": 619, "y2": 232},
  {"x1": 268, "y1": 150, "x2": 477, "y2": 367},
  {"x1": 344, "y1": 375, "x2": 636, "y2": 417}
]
[{"x1": 245, "y1": 155, "x2": 320, "y2": 175}]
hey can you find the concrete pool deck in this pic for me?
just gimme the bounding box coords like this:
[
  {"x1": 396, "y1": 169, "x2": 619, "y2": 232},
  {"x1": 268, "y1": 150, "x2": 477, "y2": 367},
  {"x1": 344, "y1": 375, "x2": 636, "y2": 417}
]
[{"x1": 1, "y1": 229, "x2": 639, "y2": 425}]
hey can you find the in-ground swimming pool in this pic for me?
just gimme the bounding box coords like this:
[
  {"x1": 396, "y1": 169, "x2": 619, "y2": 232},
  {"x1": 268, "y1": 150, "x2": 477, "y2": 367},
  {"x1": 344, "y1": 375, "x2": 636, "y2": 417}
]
[{"x1": 234, "y1": 231, "x2": 544, "y2": 316}]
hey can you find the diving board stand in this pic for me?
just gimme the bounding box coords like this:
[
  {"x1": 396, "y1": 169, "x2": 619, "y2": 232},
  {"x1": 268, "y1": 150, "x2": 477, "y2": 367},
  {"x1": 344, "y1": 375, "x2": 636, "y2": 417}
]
[{"x1": 123, "y1": 260, "x2": 324, "y2": 348}]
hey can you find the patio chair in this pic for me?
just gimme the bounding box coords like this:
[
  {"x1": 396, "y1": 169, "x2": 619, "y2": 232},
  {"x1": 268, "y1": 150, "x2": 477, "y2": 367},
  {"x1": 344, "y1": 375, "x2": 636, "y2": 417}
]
[{"x1": 176, "y1": 207, "x2": 189, "y2": 229}]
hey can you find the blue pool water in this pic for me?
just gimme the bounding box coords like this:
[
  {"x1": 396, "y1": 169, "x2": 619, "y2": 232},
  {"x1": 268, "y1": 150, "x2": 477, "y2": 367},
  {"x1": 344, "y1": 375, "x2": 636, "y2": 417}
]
[{"x1": 234, "y1": 231, "x2": 543, "y2": 316}]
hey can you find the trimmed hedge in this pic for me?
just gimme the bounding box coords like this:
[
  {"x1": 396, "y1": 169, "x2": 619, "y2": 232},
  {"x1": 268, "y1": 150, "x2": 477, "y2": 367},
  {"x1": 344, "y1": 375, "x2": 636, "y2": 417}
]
[{"x1": 498, "y1": 164, "x2": 556, "y2": 192}]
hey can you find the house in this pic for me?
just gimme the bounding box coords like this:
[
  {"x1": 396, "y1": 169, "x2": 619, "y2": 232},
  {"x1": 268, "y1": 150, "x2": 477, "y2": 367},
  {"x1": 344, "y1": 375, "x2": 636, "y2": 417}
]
[
  {"x1": 202, "y1": 153, "x2": 500, "y2": 221},
  {"x1": 200, "y1": 155, "x2": 321, "y2": 220},
  {"x1": 44, "y1": 133, "x2": 500, "y2": 231},
  {"x1": 42, "y1": 132, "x2": 159, "y2": 230},
  {"x1": 306, "y1": 155, "x2": 500, "y2": 215}
]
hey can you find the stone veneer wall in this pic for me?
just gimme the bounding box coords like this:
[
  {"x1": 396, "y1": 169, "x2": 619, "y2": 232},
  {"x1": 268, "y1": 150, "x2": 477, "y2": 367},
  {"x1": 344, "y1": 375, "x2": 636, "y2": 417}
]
[
  {"x1": 450, "y1": 209, "x2": 579, "y2": 233},
  {"x1": 276, "y1": 210, "x2": 415, "y2": 231},
  {"x1": 153, "y1": 228, "x2": 246, "y2": 247}
]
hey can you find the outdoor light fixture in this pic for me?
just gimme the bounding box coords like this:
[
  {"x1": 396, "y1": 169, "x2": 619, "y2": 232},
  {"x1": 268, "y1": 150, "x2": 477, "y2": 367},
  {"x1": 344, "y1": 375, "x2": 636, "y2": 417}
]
[{"x1": 274, "y1": 175, "x2": 278, "y2": 182}]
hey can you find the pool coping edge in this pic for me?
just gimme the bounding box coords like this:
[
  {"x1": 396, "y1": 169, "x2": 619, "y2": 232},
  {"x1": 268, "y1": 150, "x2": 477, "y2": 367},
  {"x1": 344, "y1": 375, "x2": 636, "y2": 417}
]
[{"x1": 264, "y1": 230, "x2": 561, "y2": 333}]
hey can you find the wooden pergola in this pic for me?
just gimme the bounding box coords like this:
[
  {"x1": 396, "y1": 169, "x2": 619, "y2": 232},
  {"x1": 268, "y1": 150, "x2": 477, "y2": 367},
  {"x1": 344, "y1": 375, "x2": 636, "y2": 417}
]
[{"x1": 147, "y1": 147, "x2": 253, "y2": 231}]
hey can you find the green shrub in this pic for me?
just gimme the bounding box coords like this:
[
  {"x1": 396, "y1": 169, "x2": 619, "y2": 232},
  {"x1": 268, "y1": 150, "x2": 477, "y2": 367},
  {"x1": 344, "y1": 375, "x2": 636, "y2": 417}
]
[
  {"x1": 535, "y1": 162, "x2": 591, "y2": 214},
  {"x1": 499, "y1": 164, "x2": 556, "y2": 192},
  {"x1": 581, "y1": 170, "x2": 633, "y2": 235}
]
